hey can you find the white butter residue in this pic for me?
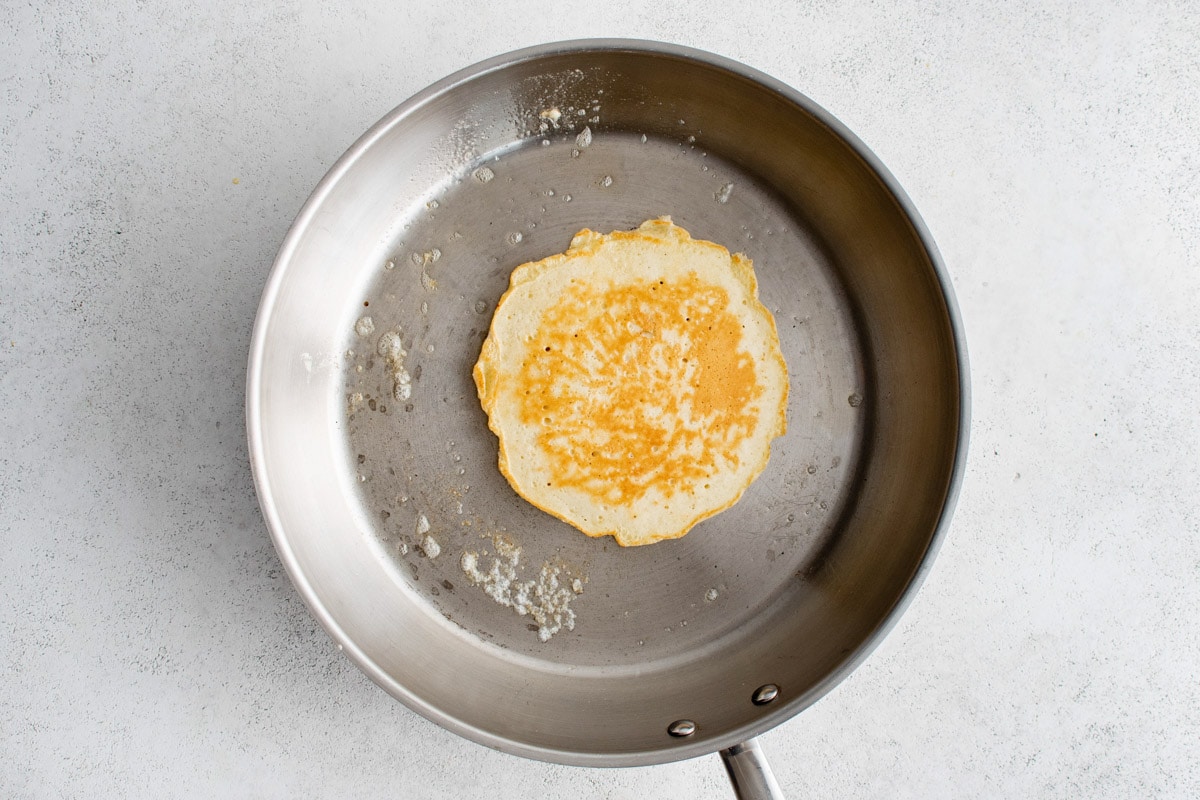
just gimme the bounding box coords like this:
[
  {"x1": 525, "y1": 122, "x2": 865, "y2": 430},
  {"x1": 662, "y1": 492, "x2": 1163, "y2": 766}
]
[
  {"x1": 422, "y1": 534, "x2": 441, "y2": 559},
  {"x1": 416, "y1": 514, "x2": 431, "y2": 535},
  {"x1": 575, "y1": 126, "x2": 592, "y2": 149},
  {"x1": 460, "y1": 538, "x2": 580, "y2": 642},
  {"x1": 411, "y1": 248, "x2": 441, "y2": 266},
  {"x1": 355, "y1": 316, "x2": 375, "y2": 337},
  {"x1": 302, "y1": 351, "x2": 343, "y2": 383},
  {"x1": 420, "y1": 269, "x2": 437, "y2": 292},
  {"x1": 377, "y1": 330, "x2": 412, "y2": 401}
]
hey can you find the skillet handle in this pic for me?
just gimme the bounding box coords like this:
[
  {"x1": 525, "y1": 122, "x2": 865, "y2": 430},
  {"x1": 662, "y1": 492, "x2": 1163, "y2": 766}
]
[{"x1": 719, "y1": 739, "x2": 785, "y2": 800}]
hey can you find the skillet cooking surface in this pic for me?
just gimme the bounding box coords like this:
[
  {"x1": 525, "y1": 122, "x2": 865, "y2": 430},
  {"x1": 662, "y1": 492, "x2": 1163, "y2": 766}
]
[{"x1": 346, "y1": 133, "x2": 864, "y2": 663}]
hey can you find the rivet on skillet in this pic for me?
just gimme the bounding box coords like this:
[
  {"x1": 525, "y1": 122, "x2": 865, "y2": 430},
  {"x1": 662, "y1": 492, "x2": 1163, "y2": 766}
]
[
  {"x1": 752, "y1": 684, "x2": 780, "y2": 705},
  {"x1": 667, "y1": 719, "x2": 697, "y2": 737}
]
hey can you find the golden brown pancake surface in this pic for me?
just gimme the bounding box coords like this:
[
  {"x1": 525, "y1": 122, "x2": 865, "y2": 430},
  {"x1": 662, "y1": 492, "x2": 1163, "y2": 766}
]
[{"x1": 475, "y1": 218, "x2": 788, "y2": 546}]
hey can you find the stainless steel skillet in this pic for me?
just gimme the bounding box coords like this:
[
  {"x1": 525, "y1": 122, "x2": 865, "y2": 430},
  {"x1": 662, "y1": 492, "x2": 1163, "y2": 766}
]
[{"x1": 246, "y1": 39, "x2": 969, "y2": 798}]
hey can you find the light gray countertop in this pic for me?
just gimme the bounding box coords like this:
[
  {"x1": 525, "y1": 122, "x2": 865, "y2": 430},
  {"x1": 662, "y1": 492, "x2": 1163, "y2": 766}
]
[{"x1": 3, "y1": 2, "x2": 1197, "y2": 797}]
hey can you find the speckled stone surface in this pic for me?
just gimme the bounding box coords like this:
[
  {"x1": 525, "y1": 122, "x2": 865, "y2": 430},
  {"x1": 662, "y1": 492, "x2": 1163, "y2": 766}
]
[{"x1": 3, "y1": 1, "x2": 1198, "y2": 797}]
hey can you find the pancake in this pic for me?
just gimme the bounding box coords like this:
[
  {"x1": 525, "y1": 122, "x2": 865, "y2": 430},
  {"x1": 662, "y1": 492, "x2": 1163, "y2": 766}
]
[{"x1": 474, "y1": 218, "x2": 788, "y2": 547}]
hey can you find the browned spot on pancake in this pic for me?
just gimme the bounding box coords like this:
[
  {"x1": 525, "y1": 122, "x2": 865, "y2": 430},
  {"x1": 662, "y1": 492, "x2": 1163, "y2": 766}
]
[{"x1": 517, "y1": 273, "x2": 763, "y2": 507}]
